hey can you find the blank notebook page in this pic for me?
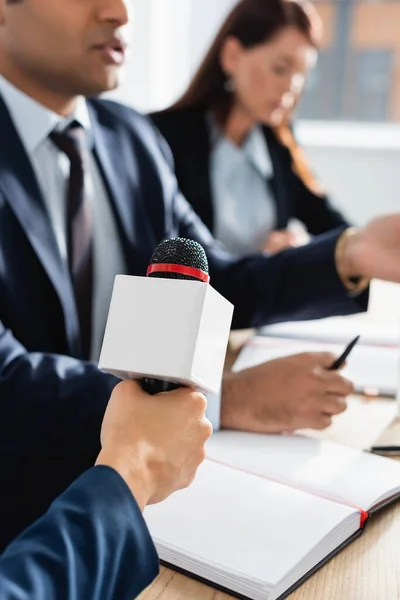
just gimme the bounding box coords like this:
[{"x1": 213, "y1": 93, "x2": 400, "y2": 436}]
[
  {"x1": 207, "y1": 432, "x2": 400, "y2": 510},
  {"x1": 144, "y1": 460, "x2": 359, "y2": 600}
]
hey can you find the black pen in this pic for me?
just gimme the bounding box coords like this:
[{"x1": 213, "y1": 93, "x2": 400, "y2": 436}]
[
  {"x1": 369, "y1": 446, "x2": 400, "y2": 456},
  {"x1": 329, "y1": 335, "x2": 360, "y2": 370}
]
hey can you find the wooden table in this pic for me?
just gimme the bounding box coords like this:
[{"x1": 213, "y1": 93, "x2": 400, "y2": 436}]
[{"x1": 138, "y1": 416, "x2": 400, "y2": 600}]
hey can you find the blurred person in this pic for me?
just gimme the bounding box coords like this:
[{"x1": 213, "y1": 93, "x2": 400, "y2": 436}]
[
  {"x1": 1, "y1": 0, "x2": 400, "y2": 553},
  {"x1": 151, "y1": 0, "x2": 348, "y2": 256},
  {"x1": 0, "y1": 381, "x2": 212, "y2": 599}
]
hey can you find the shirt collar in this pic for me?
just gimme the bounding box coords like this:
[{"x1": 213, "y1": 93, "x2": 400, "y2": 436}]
[
  {"x1": 0, "y1": 75, "x2": 93, "y2": 155},
  {"x1": 207, "y1": 111, "x2": 273, "y2": 179},
  {"x1": 243, "y1": 126, "x2": 274, "y2": 180}
]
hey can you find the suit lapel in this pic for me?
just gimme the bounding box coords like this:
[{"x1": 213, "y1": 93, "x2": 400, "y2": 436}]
[
  {"x1": 263, "y1": 127, "x2": 291, "y2": 230},
  {"x1": 178, "y1": 111, "x2": 214, "y2": 232},
  {"x1": 192, "y1": 113, "x2": 214, "y2": 231},
  {"x1": 0, "y1": 96, "x2": 81, "y2": 355},
  {"x1": 88, "y1": 103, "x2": 155, "y2": 272}
]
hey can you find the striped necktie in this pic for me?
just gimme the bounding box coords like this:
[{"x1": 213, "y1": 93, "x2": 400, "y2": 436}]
[{"x1": 50, "y1": 121, "x2": 93, "y2": 359}]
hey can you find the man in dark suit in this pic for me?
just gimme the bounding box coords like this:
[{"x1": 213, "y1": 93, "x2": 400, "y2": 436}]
[
  {"x1": 0, "y1": 380, "x2": 212, "y2": 600},
  {"x1": 1, "y1": 0, "x2": 400, "y2": 552}
]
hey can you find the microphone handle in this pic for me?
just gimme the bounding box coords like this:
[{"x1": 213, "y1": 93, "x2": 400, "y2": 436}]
[{"x1": 141, "y1": 378, "x2": 181, "y2": 395}]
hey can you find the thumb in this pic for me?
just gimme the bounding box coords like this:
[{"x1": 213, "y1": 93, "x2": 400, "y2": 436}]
[{"x1": 312, "y1": 352, "x2": 338, "y2": 369}]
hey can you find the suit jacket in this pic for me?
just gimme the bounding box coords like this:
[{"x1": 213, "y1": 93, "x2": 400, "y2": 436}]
[
  {"x1": 0, "y1": 466, "x2": 159, "y2": 600},
  {"x1": 0, "y1": 94, "x2": 367, "y2": 550},
  {"x1": 150, "y1": 108, "x2": 349, "y2": 236}
]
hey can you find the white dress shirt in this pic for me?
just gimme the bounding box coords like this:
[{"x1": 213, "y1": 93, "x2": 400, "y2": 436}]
[
  {"x1": 209, "y1": 116, "x2": 277, "y2": 255},
  {"x1": 0, "y1": 76, "x2": 127, "y2": 361}
]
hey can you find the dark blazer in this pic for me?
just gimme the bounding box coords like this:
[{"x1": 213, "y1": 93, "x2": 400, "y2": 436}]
[
  {"x1": 0, "y1": 94, "x2": 367, "y2": 551},
  {"x1": 0, "y1": 466, "x2": 159, "y2": 600},
  {"x1": 150, "y1": 108, "x2": 349, "y2": 236}
]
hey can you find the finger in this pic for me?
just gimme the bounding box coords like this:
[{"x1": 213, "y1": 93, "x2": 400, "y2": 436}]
[
  {"x1": 320, "y1": 395, "x2": 348, "y2": 416},
  {"x1": 317, "y1": 371, "x2": 355, "y2": 395},
  {"x1": 116, "y1": 378, "x2": 146, "y2": 398},
  {"x1": 295, "y1": 352, "x2": 337, "y2": 369},
  {"x1": 203, "y1": 418, "x2": 214, "y2": 441},
  {"x1": 158, "y1": 387, "x2": 205, "y2": 407},
  {"x1": 307, "y1": 352, "x2": 339, "y2": 369},
  {"x1": 310, "y1": 414, "x2": 333, "y2": 430},
  {"x1": 181, "y1": 451, "x2": 207, "y2": 489},
  {"x1": 286, "y1": 231, "x2": 298, "y2": 244}
]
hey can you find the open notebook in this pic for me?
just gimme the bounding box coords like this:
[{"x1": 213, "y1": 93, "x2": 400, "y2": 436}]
[
  {"x1": 144, "y1": 432, "x2": 400, "y2": 600},
  {"x1": 233, "y1": 335, "x2": 400, "y2": 397}
]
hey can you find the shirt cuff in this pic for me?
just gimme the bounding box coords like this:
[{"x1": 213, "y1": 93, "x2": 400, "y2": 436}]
[
  {"x1": 334, "y1": 227, "x2": 370, "y2": 294},
  {"x1": 206, "y1": 390, "x2": 221, "y2": 431}
]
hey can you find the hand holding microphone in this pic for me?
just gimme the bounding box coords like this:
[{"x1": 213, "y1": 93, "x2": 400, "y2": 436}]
[
  {"x1": 96, "y1": 380, "x2": 212, "y2": 510},
  {"x1": 97, "y1": 238, "x2": 224, "y2": 507}
]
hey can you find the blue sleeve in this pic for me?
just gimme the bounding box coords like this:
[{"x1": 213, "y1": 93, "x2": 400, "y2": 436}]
[
  {"x1": 0, "y1": 466, "x2": 159, "y2": 600},
  {"x1": 293, "y1": 180, "x2": 350, "y2": 236},
  {"x1": 0, "y1": 323, "x2": 119, "y2": 456},
  {"x1": 278, "y1": 124, "x2": 350, "y2": 235}
]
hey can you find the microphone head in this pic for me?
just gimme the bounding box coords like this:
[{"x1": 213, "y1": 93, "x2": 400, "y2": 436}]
[{"x1": 147, "y1": 238, "x2": 209, "y2": 282}]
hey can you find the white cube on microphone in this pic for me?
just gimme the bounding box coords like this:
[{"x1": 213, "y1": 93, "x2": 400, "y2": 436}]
[{"x1": 99, "y1": 275, "x2": 234, "y2": 394}]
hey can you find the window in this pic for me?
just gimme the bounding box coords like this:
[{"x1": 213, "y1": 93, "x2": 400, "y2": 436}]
[{"x1": 297, "y1": 0, "x2": 400, "y2": 122}]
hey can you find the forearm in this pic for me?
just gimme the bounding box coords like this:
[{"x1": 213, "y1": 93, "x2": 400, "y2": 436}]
[
  {"x1": 220, "y1": 371, "x2": 247, "y2": 431},
  {"x1": 295, "y1": 184, "x2": 350, "y2": 236},
  {"x1": 0, "y1": 467, "x2": 159, "y2": 600},
  {"x1": 210, "y1": 228, "x2": 369, "y2": 328}
]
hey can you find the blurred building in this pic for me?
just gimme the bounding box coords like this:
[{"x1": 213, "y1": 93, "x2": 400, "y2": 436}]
[{"x1": 298, "y1": 0, "x2": 400, "y2": 122}]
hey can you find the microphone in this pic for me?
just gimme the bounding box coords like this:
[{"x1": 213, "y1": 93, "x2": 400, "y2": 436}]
[
  {"x1": 147, "y1": 237, "x2": 210, "y2": 283},
  {"x1": 99, "y1": 238, "x2": 234, "y2": 396},
  {"x1": 143, "y1": 238, "x2": 210, "y2": 394}
]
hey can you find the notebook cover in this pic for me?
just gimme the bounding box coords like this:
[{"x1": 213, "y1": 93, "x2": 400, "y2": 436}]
[{"x1": 160, "y1": 527, "x2": 364, "y2": 600}]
